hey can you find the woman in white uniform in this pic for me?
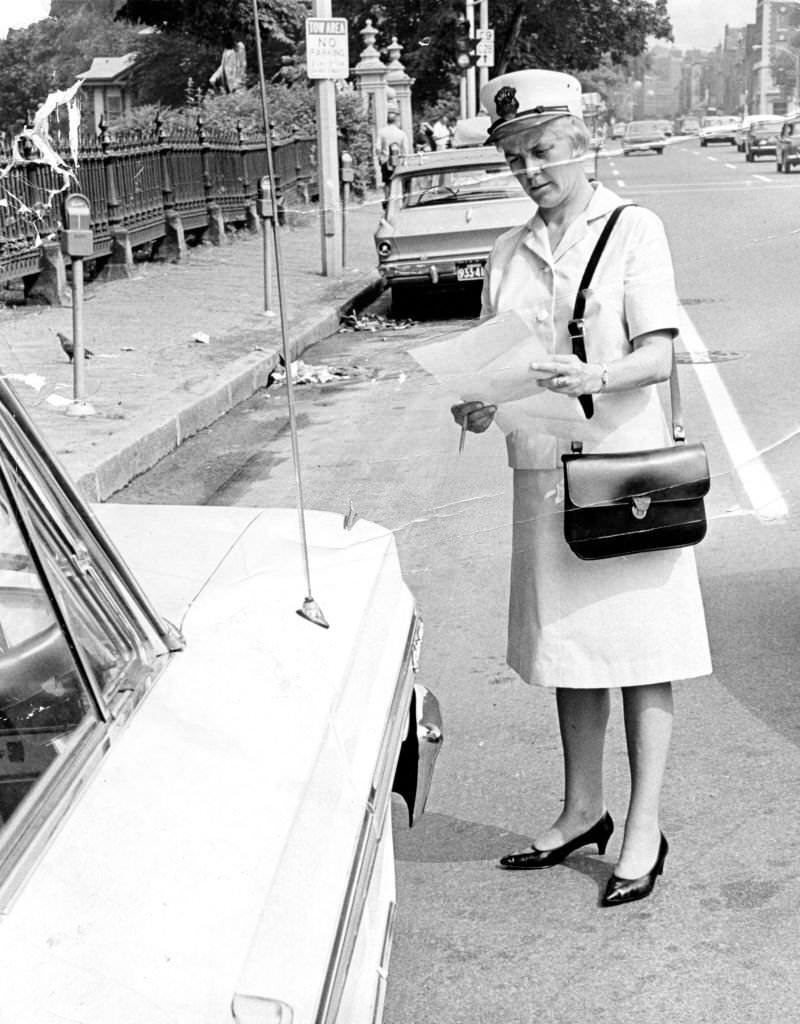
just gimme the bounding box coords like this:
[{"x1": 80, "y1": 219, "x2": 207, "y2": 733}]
[{"x1": 452, "y1": 70, "x2": 712, "y2": 906}]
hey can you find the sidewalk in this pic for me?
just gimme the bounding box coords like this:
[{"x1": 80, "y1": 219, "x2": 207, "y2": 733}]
[{"x1": 0, "y1": 195, "x2": 385, "y2": 501}]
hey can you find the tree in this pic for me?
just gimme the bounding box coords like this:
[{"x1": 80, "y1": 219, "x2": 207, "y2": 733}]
[
  {"x1": 116, "y1": 0, "x2": 310, "y2": 53},
  {"x1": 0, "y1": 10, "x2": 141, "y2": 133},
  {"x1": 336, "y1": 0, "x2": 672, "y2": 107}
]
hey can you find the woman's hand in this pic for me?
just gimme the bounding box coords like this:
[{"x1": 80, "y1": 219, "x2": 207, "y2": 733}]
[
  {"x1": 530, "y1": 354, "x2": 604, "y2": 396},
  {"x1": 451, "y1": 401, "x2": 497, "y2": 433}
]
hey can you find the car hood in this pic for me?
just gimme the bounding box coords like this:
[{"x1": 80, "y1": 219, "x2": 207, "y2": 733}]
[{"x1": 1, "y1": 505, "x2": 417, "y2": 1023}]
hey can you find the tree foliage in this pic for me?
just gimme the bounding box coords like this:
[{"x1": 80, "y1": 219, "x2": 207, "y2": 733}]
[
  {"x1": 116, "y1": 0, "x2": 310, "y2": 52},
  {"x1": 336, "y1": 0, "x2": 672, "y2": 106},
  {"x1": 0, "y1": 10, "x2": 140, "y2": 133}
]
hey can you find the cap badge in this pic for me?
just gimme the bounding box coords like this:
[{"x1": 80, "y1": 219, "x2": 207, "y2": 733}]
[{"x1": 494, "y1": 86, "x2": 519, "y2": 121}]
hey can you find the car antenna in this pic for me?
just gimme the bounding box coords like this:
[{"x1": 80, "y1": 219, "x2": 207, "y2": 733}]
[{"x1": 251, "y1": 0, "x2": 329, "y2": 629}]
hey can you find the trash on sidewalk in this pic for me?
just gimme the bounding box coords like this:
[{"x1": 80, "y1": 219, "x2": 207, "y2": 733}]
[
  {"x1": 192, "y1": 331, "x2": 211, "y2": 345},
  {"x1": 338, "y1": 311, "x2": 415, "y2": 332},
  {"x1": 271, "y1": 360, "x2": 371, "y2": 386},
  {"x1": 3, "y1": 373, "x2": 46, "y2": 392}
]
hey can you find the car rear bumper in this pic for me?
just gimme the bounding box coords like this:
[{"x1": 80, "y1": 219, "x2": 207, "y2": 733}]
[{"x1": 379, "y1": 258, "x2": 487, "y2": 286}]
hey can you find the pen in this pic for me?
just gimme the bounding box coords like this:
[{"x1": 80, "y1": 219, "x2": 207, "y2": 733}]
[{"x1": 459, "y1": 418, "x2": 467, "y2": 454}]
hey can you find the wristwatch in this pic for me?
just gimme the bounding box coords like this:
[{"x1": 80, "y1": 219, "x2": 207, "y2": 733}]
[{"x1": 599, "y1": 364, "x2": 609, "y2": 392}]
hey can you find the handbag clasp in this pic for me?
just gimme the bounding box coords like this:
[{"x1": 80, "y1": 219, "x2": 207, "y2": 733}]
[{"x1": 631, "y1": 496, "x2": 651, "y2": 520}]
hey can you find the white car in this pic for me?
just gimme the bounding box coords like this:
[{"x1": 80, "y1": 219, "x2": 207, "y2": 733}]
[
  {"x1": 699, "y1": 115, "x2": 739, "y2": 146},
  {"x1": 375, "y1": 146, "x2": 531, "y2": 317},
  {"x1": 0, "y1": 378, "x2": 442, "y2": 1023}
]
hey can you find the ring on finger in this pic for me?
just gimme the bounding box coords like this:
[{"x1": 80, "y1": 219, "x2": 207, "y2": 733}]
[{"x1": 555, "y1": 376, "x2": 568, "y2": 387}]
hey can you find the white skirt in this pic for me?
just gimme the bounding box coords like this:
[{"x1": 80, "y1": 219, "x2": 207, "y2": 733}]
[{"x1": 507, "y1": 470, "x2": 713, "y2": 689}]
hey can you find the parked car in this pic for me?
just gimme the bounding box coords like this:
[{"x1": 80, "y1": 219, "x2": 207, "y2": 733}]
[
  {"x1": 698, "y1": 115, "x2": 739, "y2": 146},
  {"x1": 374, "y1": 146, "x2": 531, "y2": 317},
  {"x1": 621, "y1": 120, "x2": 667, "y2": 155},
  {"x1": 611, "y1": 121, "x2": 627, "y2": 139},
  {"x1": 776, "y1": 113, "x2": 800, "y2": 172},
  {"x1": 744, "y1": 116, "x2": 785, "y2": 161},
  {"x1": 0, "y1": 376, "x2": 442, "y2": 1023}
]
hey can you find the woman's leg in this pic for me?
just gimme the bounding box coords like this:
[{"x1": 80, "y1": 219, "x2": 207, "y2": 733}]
[
  {"x1": 533, "y1": 687, "x2": 610, "y2": 850},
  {"x1": 616, "y1": 681, "x2": 673, "y2": 878}
]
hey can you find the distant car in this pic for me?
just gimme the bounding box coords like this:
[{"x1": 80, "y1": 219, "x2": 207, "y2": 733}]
[
  {"x1": 734, "y1": 115, "x2": 762, "y2": 152},
  {"x1": 656, "y1": 119, "x2": 673, "y2": 137},
  {"x1": 678, "y1": 116, "x2": 701, "y2": 135},
  {"x1": 612, "y1": 122, "x2": 627, "y2": 139},
  {"x1": 621, "y1": 120, "x2": 666, "y2": 155},
  {"x1": 699, "y1": 115, "x2": 739, "y2": 146},
  {"x1": 375, "y1": 146, "x2": 531, "y2": 317},
  {"x1": 776, "y1": 113, "x2": 800, "y2": 172},
  {"x1": 744, "y1": 116, "x2": 785, "y2": 161},
  {"x1": 0, "y1": 374, "x2": 442, "y2": 1022}
]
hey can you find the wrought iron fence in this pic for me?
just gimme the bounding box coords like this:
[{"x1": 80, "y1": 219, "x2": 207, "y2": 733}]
[{"x1": 0, "y1": 116, "x2": 317, "y2": 287}]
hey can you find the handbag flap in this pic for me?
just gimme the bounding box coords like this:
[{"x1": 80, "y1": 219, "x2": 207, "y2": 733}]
[{"x1": 562, "y1": 444, "x2": 710, "y2": 509}]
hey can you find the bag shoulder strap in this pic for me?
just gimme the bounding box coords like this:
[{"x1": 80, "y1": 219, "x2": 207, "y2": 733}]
[
  {"x1": 568, "y1": 204, "x2": 633, "y2": 419},
  {"x1": 567, "y1": 203, "x2": 686, "y2": 445}
]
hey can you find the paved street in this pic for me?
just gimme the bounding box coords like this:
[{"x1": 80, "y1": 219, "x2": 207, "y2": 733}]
[{"x1": 116, "y1": 136, "x2": 800, "y2": 1022}]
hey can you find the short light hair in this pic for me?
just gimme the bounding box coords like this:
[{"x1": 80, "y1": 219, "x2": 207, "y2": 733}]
[{"x1": 499, "y1": 115, "x2": 591, "y2": 157}]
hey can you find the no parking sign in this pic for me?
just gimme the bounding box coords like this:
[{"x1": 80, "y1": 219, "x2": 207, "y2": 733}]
[{"x1": 305, "y1": 18, "x2": 349, "y2": 79}]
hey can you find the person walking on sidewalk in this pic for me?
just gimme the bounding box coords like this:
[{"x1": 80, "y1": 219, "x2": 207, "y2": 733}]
[
  {"x1": 450, "y1": 70, "x2": 712, "y2": 907},
  {"x1": 376, "y1": 111, "x2": 409, "y2": 204}
]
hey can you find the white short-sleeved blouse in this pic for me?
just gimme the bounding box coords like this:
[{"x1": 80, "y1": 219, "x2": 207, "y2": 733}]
[{"x1": 481, "y1": 183, "x2": 680, "y2": 470}]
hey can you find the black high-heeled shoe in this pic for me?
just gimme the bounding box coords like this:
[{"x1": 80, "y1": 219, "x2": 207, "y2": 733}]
[
  {"x1": 498, "y1": 811, "x2": 614, "y2": 870},
  {"x1": 601, "y1": 833, "x2": 669, "y2": 906}
]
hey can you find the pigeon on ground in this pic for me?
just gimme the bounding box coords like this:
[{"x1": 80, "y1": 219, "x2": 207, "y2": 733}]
[{"x1": 56, "y1": 331, "x2": 93, "y2": 362}]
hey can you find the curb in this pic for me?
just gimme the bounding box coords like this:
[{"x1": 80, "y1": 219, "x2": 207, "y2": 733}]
[{"x1": 76, "y1": 270, "x2": 384, "y2": 502}]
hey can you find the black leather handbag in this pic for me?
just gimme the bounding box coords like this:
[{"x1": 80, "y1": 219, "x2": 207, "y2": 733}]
[{"x1": 561, "y1": 206, "x2": 710, "y2": 561}]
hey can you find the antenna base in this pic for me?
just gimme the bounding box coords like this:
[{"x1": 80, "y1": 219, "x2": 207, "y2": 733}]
[{"x1": 297, "y1": 597, "x2": 329, "y2": 629}]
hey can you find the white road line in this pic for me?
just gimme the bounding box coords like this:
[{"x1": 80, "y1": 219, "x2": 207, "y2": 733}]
[
  {"x1": 707, "y1": 155, "x2": 718, "y2": 161},
  {"x1": 678, "y1": 309, "x2": 788, "y2": 520},
  {"x1": 616, "y1": 179, "x2": 625, "y2": 188},
  {"x1": 752, "y1": 174, "x2": 772, "y2": 182},
  {"x1": 724, "y1": 163, "x2": 737, "y2": 170}
]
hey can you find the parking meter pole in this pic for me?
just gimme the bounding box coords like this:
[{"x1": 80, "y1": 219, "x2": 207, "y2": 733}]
[
  {"x1": 71, "y1": 257, "x2": 85, "y2": 401},
  {"x1": 340, "y1": 152, "x2": 354, "y2": 268},
  {"x1": 60, "y1": 193, "x2": 95, "y2": 417},
  {"x1": 258, "y1": 175, "x2": 275, "y2": 316}
]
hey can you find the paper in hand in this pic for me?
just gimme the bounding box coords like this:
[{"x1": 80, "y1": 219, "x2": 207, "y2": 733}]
[{"x1": 409, "y1": 310, "x2": 589, "y2": 434}]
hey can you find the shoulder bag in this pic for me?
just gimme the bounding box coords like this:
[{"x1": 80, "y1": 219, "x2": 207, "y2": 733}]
[{"x1": 561, "y1": 205, "x2": 710, "y2": 560}]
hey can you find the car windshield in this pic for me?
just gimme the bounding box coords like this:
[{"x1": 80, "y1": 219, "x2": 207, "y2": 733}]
[
  {"x1": 627, "y1": 122, "x2": 660, "y2": 133},
  {"x1": 400, "y1": 165, "x2": 524, "y2": 208}
]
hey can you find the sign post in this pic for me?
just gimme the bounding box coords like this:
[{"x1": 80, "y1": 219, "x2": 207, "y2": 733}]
[{"x1": 306, "y1": 9, "x2": 348, "y2": 275}]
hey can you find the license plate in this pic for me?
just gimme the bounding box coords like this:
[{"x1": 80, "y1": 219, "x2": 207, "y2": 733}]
[{"x1": 456, "y1": 262, "x2": 485, "y2": 281}]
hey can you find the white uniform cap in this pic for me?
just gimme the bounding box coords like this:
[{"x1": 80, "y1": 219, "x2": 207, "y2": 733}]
[{"x1": 480, "y1": 70, "x2": 584, "y2": 142}]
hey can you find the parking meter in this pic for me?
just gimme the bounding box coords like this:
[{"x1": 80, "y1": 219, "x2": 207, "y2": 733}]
[
  {"x1": 60, "y1": 193, "x2": 93, "y2": 257},
  {"x1": 340, "y1": 152, "x2": 354, "y2": 184},
  {"x1": 258, "y1": 175, "x2": 274, "y2": 220}
]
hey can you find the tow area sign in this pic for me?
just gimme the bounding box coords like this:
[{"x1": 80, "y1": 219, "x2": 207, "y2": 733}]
[{"x1": 305, "y1": 18, "x2": 349, "y2": 79}]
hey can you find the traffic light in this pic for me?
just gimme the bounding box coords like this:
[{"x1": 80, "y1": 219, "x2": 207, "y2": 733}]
[
  {"x1": 775, "y1": 66, "x2": 787, "y2": 86},
  {"x1": 454, "y1": 4, "x2": 478, "y2": 70}
]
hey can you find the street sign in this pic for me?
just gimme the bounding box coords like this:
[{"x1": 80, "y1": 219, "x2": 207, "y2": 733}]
[
  {"x1": 476, "y1": 28, "x2": 495, "y2": 68},
  {"x1": 305, "y1": 17, "x2": 349, "y2": 80}
]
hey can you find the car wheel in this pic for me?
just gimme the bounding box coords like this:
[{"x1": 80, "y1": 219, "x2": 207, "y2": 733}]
[
  {"x1": 777, "y1": 159, "x2": 783, "y2": 172},
  {"x1": 700, "y1": 139, "x2": 707, "y2": 147},
  {"x1": 656, "y1": 148, "x2": 664, "y2": 155},
  {"x1": 745, "y1": 151, "x2": 753, "y2": 162}
]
